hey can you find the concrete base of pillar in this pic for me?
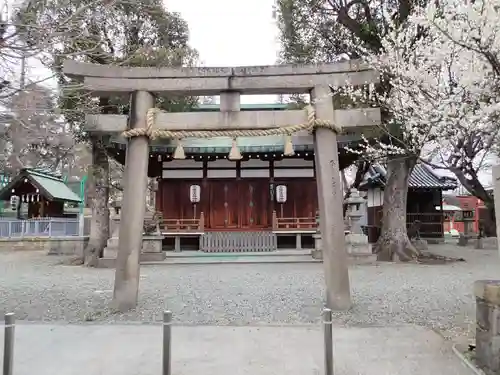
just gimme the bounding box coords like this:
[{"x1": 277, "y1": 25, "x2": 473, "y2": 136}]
[
  {"x1": 475, "y1": 280, "x2": 500, "y2": 374},
  {"x1": 102, "y1": 235, "x2": 165, "y2": 267},
  {"x1": 312, "y1": 233, "x2": 323, "y2": 260},
  {"x1": 345, "y1": 233, "x2": 372, "y2": 256},
  {"x1": 311, "y1": 249, "x2": 323, "y2": 260}
]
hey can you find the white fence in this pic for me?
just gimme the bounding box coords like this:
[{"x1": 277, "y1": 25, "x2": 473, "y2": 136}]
[{"x1": 0, "y1": 217, "x2": 81, "y2": 238}]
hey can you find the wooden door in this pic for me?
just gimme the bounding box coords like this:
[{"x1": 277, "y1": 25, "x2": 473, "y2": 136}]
[
  {"x1": 160, "y1": 180, "x2": 203, "y2": 221},
  {"x1": 160, "y1": 181, "x2": 182, "y2": 220},
  {"x1": 239, "y1": 180, "x2": 270, "y2": 229},
  {"x1": 293, "y1": 180, "x2": 317, "y2": 218},
  {"x1": 209, "y1": 180, "x2": 239, "y2": 229},
  {"x1": 273, "y1": 179, "x2": 318, "y2": 219}
]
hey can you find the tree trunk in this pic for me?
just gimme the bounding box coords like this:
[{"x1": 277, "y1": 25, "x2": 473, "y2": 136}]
[
  {"x1": 481, "y1": 201, "x2": 496, "y2": 237},
  {"x1": 84, "y1": 135, "x2": 110, "y2": 267},
  {"x1": 375, "y1": 155, "x2": 420, "y2": 261}
]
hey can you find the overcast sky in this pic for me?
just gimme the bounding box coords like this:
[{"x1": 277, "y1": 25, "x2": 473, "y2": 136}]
[
  {"x1": 17, "y1": 0, "x2": 495, "y2": 186},
  {"x1": 21, "y1": 0, "x2": 280, "y2": 104},
  {"x1": 165, "y1": 0, "x2": 279, "y2": 103}
]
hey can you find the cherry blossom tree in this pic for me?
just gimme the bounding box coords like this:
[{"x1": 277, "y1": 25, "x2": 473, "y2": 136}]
[
  {"x1": 352, "y1": 0, "x2": 500, "y2": 236},
  {"x1": 275, "y1": 0, "x2": 427, "y2": 261},
  {"x1": 277, "y1": 0, "x2": 500, "y2": 259}
]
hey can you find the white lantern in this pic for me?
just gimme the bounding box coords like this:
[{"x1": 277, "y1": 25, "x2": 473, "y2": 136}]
[
  {"x1": 276, "y1": 185, "x2": 287, "y2": 203},
  {"x1": 10, "y1": 195, "x2": 18, "y2": 210},
  {"x1": 189, "y1": 184, "x2": 201, "y2": 203}
]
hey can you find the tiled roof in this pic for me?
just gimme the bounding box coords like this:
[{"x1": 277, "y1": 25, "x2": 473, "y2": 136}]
[{"x1": 360, "y1": 164, "x2": 457, "y2": 190}]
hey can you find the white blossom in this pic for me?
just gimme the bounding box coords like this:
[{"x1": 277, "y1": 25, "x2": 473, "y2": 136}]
[{"x1": 347, "y1": 0, "x2": 500, "y2": 181}]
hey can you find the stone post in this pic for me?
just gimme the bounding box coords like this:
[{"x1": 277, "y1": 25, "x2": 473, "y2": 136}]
[
  {"x1": 312, "y1": 210, "x2": 323, "y2": 259},
  {"x1": 493, "y1": 165, "x2": 500, "y2": 256},
  {"x1": 475, "y1": 280, "x2": 500, "y2": 374},
  {"x1": 103, "y1": 201, "x2": 121, "y2": 258},
  {"x1": 78, "y1": 213, "x2": 85, "y2": 236},
  {"x1": 312, "y1": 85, "x2": 351, "y2": 310},
  {"x1": 112, "y1": 91, "x2": 154, "y2": 312}
]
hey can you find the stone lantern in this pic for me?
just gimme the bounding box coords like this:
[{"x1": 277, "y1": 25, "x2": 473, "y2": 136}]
[
  {"x1": 344, "y1": 189, "x2": 371, "y2": 256},
  {"x1": 104, "y1": 199, "x2": 122, "y2": 258}
]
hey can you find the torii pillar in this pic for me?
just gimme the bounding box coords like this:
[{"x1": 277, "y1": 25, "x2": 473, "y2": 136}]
[
  {"x1": 112, "y1": 91, "x2": 154, "y2": 311},
  {"x1": 312, "y1": 85, "x2": 351, "y2": 310}
]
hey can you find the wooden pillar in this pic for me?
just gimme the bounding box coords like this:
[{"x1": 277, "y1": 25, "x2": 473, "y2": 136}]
[
  {"x1": 439, "y1": 190, "x2": 444, "y2": 239},
  {"x1": 311, "y1": 85, "x2": 351, "y2": 310},
  {"x1": 112, "y1": 90, "x2": 154, "y2": 312}
]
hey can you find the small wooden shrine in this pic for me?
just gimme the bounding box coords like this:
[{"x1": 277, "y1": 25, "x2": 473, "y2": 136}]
[{"x1": 0, "y1": 168, "x2": 81, "y2": 218}]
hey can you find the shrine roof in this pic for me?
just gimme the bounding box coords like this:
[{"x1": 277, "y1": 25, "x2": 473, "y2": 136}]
[
  {"x1": 110, "y1": 133, "x2": 360, "y2": 154},
  {"x1": 0, "y1": 168, "x2": 81, "y2": 202},
  {"x1": 359, "y1": 164, "x2": 457, "y2": 191},
  {"x1": 111, "y1": 135, "x2": 314, "y2": 153}
]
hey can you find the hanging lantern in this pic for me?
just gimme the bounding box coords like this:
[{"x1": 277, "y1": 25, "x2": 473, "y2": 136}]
[
  {"x1": 31, "y1": 194, "x2": 35, "y2": 202},
  {"x1": 36, "y1": 194, "x2": 40, "y2": 202}
]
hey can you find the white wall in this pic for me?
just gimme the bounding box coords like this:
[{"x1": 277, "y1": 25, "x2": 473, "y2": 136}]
[{"x1": 367, "y1": 188, "x2": 383, "y2": 207}]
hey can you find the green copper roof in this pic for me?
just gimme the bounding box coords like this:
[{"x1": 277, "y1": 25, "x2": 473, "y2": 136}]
[
  {"x1": 154, "y1": 136, "x2": 312, "y2": 153},
  {"x1": 23, "y1": 169, "x2": 81, "y2": 202},
  {"x1": 112, "y1": 133, "x2": 358, "y2": 154},
  {"x1": 0, "y1": 168, "x2": 81, "y2": 203}
]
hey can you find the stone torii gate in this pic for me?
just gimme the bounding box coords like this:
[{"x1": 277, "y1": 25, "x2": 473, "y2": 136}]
[{"x1": 63, "y1": 60, "x2": 381, "y2": 312}]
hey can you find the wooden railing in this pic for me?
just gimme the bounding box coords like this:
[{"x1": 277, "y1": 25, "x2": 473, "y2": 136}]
[
  {"x1": 371, "y1": 211, "x2": 444, "y2": 239},
  {"x1": 160, "y1": 212, "x2": 205, "y2": 234},
  {"x1": 406, "y1": 213, "x2": 443, "y2": 238},
  {"x1": 272, "y1": 211, "x2": 317, "y2": 232}
]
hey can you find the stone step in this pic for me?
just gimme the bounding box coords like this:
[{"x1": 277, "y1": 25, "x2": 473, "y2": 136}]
[
  {"x1": 97, "y1": 251, "x2": 376, "y2": 267},
  {"x1": 165, "y1": 249, "x2": 312, "y2": 258},
  {"x1": 160, "y1": 254, "x2": 318, "y2": 265}
]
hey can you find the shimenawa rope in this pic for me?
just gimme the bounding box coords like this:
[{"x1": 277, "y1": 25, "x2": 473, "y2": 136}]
[{"x1": 121, "y1": 104, "x2": 342, "y2": 140}]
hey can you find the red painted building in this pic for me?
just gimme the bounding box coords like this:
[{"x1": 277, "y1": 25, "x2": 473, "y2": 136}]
[{"x1": 442, "y1": 195, "x2": 485, "y2": 234}]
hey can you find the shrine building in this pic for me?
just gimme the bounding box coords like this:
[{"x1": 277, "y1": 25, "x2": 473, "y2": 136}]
[{"x1": 107, "y1": 103, "x2": 364, "y2": 252}]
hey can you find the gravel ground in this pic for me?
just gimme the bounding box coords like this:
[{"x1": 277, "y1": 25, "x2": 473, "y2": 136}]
[{"x1": 0, "y1": 244, "x2": 498, "y2": 339}]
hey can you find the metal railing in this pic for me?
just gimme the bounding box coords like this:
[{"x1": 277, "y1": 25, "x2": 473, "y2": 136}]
[
  {"x1": 0, "y1": 217, "x2": 80, "y2": 238},
  {"x1": 3, "y1": 308, "x2": 335, "y2": 375}
]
